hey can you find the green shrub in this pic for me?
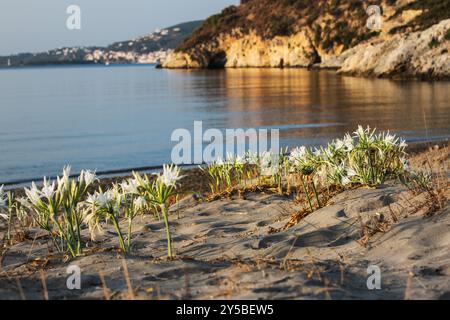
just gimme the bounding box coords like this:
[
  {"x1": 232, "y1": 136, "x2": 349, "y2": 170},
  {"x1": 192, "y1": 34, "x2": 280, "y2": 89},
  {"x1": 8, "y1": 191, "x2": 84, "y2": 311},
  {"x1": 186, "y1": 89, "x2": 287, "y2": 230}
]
[
  {"x1": 429, "y1": 37, "x2": 441, "y2": 48},
  {"x1": 445, "y1": 29, "x2": 450, "y2": 41},
  {"x1": 268, "y1": 16, "x2": 295, "y2": 37}
]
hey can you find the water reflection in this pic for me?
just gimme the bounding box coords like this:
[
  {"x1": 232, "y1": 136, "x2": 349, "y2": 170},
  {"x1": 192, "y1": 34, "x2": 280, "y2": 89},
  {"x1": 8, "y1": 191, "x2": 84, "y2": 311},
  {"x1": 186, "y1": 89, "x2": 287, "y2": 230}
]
[
  {"x1": 174, "y1": 68, "x2": 449, "y2": 146},
  {"x1": 0, "y1": 66, "x2": 448, "y2": 183}
]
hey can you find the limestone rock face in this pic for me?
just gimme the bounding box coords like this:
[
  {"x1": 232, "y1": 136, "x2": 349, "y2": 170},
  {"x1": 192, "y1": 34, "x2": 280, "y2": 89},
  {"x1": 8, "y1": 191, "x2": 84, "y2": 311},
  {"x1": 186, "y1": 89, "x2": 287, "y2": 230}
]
[
  {"x1": 161, "y1": 51, "x2": 205, "y2": 69},
  {"x1": 163, "y1": 29, "x2": 319, "y2": 69},
  {"x1": 338, "y1": 19, "x2": 450, "y2": 79},
  {"x1": 223, "y1": 30, "x2": 318, "y2": 68}
]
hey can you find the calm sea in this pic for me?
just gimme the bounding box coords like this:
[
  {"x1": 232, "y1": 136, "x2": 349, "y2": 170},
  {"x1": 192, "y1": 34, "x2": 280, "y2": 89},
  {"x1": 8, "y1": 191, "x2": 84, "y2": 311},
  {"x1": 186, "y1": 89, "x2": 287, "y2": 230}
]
[{"x1": 0, "y1": 65, "x2": 449, "y2": 184}]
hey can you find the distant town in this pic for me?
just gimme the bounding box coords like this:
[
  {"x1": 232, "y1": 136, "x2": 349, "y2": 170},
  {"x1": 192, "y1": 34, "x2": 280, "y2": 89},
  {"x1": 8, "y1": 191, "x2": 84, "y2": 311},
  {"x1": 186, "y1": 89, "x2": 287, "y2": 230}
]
[{"x1": 0, "y1": 21, "x2": 202, "y2": 67}]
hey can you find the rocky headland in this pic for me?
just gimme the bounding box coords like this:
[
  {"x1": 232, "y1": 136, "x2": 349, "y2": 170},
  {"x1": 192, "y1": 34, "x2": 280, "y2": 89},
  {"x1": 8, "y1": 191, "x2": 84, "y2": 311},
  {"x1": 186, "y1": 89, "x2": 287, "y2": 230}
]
[{"x1": 162, "y1": 0, "x2": 450, "y2": 80}]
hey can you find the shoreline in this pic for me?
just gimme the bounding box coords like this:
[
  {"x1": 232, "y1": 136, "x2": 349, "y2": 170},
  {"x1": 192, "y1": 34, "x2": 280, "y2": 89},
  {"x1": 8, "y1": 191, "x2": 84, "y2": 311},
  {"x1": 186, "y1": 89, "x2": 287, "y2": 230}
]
[
  {"x1": 160, "y1": 63, "x2": 450, "y2": 82},
  {"x1": 158, "y1": 62, "x2": 450, "y2": 81},
  {"x1": 3, "y1": 61, "x2": 450, "y2": 82},
  {"x1": 0, "y1": 62, "x2": 156, "y2": 71},
  {"x1": 4, "y1": 140, "x2": 449, "y2": 194}
]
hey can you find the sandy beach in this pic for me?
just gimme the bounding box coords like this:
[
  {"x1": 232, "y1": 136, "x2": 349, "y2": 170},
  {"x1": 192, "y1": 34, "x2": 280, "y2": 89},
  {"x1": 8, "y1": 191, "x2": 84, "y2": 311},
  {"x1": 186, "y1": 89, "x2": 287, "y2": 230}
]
[{"x1": 0, "y1": 143, "x2": 449, "y2": 300}]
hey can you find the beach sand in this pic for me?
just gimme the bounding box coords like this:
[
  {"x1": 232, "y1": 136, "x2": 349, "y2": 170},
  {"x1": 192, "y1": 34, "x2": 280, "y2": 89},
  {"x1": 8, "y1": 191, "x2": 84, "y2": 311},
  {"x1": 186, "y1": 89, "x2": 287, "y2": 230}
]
[{"x1": 0, "y1": 145, "x2": 449, "y2": 300}]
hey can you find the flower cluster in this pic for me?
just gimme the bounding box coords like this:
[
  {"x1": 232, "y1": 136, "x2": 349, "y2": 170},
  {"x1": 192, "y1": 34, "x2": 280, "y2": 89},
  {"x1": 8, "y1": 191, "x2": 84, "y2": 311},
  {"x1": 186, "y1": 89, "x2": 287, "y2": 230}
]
[
  {"x1": 199, "y1": 127, "x2": 411, "y2": 212},
  {"x1": 20, "y1": 167, "x2": 98, "y2": 257},
  {"x1": 12, "y1": 164, "x2": 182, "y2": 257},
  {"x1": 2, "y1": 126, "x2": 419, "y2": 260},
  {"x1": 288, "y1": 126, "x2": 408, "y2": 188},
  {"x1": 82, "y1": 164, "x2": 181, "y2": 256}
]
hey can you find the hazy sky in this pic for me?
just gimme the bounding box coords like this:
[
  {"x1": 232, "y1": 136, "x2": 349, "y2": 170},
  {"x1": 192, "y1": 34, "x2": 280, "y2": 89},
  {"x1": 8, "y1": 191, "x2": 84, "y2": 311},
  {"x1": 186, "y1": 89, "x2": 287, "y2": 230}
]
[{"x1": 0, "y1": 0, "x2": 239, "y2": 55}]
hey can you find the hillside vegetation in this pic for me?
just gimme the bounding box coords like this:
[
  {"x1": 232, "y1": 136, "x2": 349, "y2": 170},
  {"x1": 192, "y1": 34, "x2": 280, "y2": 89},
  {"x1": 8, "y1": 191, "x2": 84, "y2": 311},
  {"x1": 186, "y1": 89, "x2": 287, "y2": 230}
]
[{"x1": 177, "y1": 0, "x2": 450, "y2": 53}]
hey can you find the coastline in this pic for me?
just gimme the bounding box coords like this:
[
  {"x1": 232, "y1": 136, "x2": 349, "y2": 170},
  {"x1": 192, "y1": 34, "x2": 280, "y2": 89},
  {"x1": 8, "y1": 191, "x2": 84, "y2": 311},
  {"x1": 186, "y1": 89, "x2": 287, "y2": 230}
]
[
  {"x1": 159, "y1": 63, "x2": 450, "y2": 81},
  {"x1": 2, "y1": 57, "x2": 449, "y2": 82},
  {"x1": 0, "y1": 62, "x2": 156, "y2": 71},
  {"x1": 4, "y1": 140, "x2": 449, "y2": 192}
]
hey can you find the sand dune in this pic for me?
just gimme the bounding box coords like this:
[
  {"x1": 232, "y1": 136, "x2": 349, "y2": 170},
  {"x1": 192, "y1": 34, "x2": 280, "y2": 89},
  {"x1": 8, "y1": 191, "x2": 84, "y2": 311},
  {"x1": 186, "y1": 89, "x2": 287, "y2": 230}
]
[{"x1": 0, "y1": 146, "x2": 448, "y2": 300}]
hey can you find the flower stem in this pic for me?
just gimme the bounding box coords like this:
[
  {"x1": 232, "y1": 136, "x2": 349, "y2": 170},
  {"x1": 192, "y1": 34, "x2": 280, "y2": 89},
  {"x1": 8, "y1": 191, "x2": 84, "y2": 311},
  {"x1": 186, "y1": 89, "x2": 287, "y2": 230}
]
[
  {"x1": 311, "y1": 181, "x2": 321, "y2": 208},
  {"x1": 127, "y1": 216, "x2": 132, "y2": 253},
  {"x1": 161, "y1": 204, "x2": 173, "y2": 258},
  {"x1": 7, "y1": 211, "x2": 12, "y2": 243},
  {"x1": 52, "y1": 217, "x2": 76, "y2": 257},
  {"x1": 73, "y1": 210, "x2": 82, "y2": 255},
  {"x1": 301, "y1": 176, "x2": 314, "y2": 213},
  {"x1": 111, "y1": 216, "x2": 126, "y2": 253}
]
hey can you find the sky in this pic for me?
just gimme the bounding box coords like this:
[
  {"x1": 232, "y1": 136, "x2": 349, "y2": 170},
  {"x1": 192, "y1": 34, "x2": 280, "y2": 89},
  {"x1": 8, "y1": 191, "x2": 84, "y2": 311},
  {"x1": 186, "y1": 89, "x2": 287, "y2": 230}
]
[{"x1": 0, "y1": 0, "x2": 239, "y2": 55}]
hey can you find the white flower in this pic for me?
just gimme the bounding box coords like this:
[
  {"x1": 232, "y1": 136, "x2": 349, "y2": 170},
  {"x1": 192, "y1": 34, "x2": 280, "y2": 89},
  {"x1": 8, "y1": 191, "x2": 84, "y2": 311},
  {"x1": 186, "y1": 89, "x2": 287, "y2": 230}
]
[
  {"x1": 62, "y1": 165, "x2": 71, "y2": 177},
  {"x1": 17, "y1": 197, "x2": 31, "y2": 209},
  {"x1": 312, "y1": 148, "x2": 323, "y2": 157},
  {"x1": 399, "y1": 139, "x2": 408, "y2": 149},
  {"x1": 107, "y1": 186, "x2": 122, "y2": 203},
  {"x1": 354, "y1": 125, "x2": 375, "y2": 144},
  {"x1": 259, "y1": 152, "x2": 279, "y2": 176},
  {"x1": 260, "y1": 151, "x2": 273, "y2": 167},
  {"x1": 334, "y1": 139, "x2": 345, "y2": 150},
  {"x1": 234, "y1": 154, "x2": 246, "y2": 165},
  {"x1": 355, "y1": 125, "x2": 366, "y2": 137},
  {"x1": 79, "y1": 169, "x2": 97, "y2": 186},
  {"x1": 82, "y1": 201, "x2": 105, "y2": 239},
  {"x1": 57, "y1": 165, "x2": 71, "y2": 190},
  {"x1": 245, "y1": 152, "x2": 259, "y2": 165},
  {"x1": 383, "y1": 132, "x2": 397, "y2": 145},
  {"x1": 341, "y1": 176, "x2": 351, "y2": 186},
  {"x1": 315, "y1": 166, "x2": 328, "y2": 185},
  {"x1": 25, "y1": 182, "x2": 41, "y2": 206},
  {"x1": 97, "y1": 193, "x2": 110, "y2": 207},
  {"x1": 322, "y1": 147, "x2": 333, "y2": 159},
  {"x1": 120, "y1": 179, "x2": 139, "y2": 195},
  {"x1": 261, "y1": 164, "x2": 279, "y2": 177},
  {"x1": 40, "y1": 178, "x2": 56, "y2": 199},
  {"x1": 158, "y1": 164, "x2": 182, "y2": 187},
  {"x1": 214, "y1": 157, "x2": 225, "y2": 166},
  {"x1": 0, "y1": 185, "x2": 7, "y2": 209},
  {"x1": 87, "y1": 192, "x2": 104, "y2": 206},
  {"x1": 289, "y1": 146, "x2": 307, "y2": 163},
  {"x1": 133, "y1": 197, "x2": 147, "y2": 211},
  {"x1": 343, "y1": 134, "x2": 354, "y2": 151},
  {"x1": 87, "y1": 188, "x2": 120, "y2": 209},
  {"x1": 226, "y1": 152, "x2": 236, "y2": 164},
  {"x1": 347, "y1": 167, "x2": 357, "y2": 178},
  {"x1": 86, "y1": 193, "x2": 97, "y2": 204}
]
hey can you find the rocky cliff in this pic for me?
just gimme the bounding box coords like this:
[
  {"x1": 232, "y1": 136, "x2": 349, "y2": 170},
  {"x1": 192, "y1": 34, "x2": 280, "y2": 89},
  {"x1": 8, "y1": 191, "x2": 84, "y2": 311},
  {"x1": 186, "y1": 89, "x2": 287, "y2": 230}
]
[
  {"x1": 338, "y1": 19, "x2": 450, "y2": 79},
  {"x1": 162, "y1": 0, "x2": 450, "y2": 79}
]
